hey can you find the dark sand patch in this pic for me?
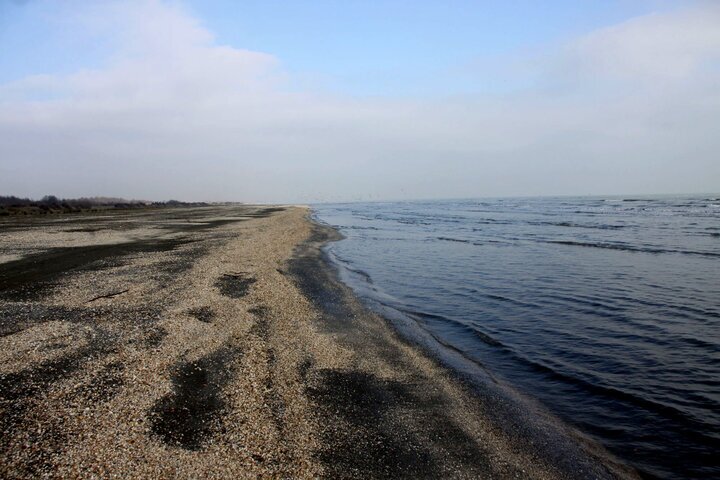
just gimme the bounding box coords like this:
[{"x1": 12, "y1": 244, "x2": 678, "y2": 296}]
[
  {"x1": 215, "y1": 273, "x2": 256, "y2": 299},
  {"x1": 0, "y1": 304, "x2": 162, "y2": 338},
  {"x1": 0, "y1": 238, "x2": 192, "y2": 301},
  {"x1": 248, "y1": 306, "x2": 270, "y2": 338},
  {"x1": 248, "y1": 305, "x2": 270, "y2": 318},
  {"x1": 187, "y1": 306, "x2": 215, "y2": 323},
  {"x1": 247, "y1": 306, "x2": 285, "y2": 431},
  {"x1": 307, "y1": 368, "x2": 435, "y2": 478},
  {"x1": 149, "y1": 345, "x2": 240, "y2": 450},
  {"x1": 307, "y1": 367, "x2": 493, "y2": 479}
]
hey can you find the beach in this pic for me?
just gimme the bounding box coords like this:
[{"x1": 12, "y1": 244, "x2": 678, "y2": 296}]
[{"x1": 0, "y1": 205, "x2": 635, "y2": 478}]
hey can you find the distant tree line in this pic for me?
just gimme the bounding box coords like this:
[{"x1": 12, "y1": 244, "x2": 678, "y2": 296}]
[{"x1": 0, "y1": 195, "x2": 206, "y2": 215}]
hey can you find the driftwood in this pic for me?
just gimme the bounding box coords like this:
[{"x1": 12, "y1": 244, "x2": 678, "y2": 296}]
[{"x1": 87, "y1": 289, "x2": 129, "y2": 303}]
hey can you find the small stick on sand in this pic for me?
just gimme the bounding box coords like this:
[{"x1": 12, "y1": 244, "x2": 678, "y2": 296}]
[{"x1": 86, "y1": 289, "x2": 129, "y2": 303}]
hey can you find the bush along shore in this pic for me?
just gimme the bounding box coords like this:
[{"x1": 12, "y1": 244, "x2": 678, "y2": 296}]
[{"x1": 0, "y1": 195, "x2": 208, "y2": 216}]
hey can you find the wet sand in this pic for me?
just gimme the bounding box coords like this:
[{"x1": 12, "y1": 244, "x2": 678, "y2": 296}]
[{"x1": 0, "y1": 205, "x2": 637, "y2": 478}]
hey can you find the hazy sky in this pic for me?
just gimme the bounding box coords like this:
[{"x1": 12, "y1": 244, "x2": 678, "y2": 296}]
[{"x1": 1, "y1": 0, "x2": 718, "y2": 203}]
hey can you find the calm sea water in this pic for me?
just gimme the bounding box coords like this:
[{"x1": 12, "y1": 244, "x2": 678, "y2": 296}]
[{"x1": 313, "y1": 196, "x2": 720, "y2": 480}]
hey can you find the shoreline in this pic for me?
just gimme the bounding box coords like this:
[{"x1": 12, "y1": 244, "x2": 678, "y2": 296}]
[
  {"x1": 298, "y1": 213, "x2": 638, "y2": 479},
  {"x1": 0, "y1": 205, "x2": 637, "y2": 478}
]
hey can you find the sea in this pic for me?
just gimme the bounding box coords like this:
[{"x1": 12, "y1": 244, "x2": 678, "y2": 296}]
[{"x1": 313, "y1": 195, "x2": 720, "y2": 480}]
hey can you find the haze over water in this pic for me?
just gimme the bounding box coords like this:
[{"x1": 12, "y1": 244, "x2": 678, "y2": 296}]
[{"x1": 315, "y1": 195, "x2": 720, "y2": 479}]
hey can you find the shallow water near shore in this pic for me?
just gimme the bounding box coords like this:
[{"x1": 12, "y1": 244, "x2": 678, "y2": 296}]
[{"x1": 314, "y1": 195, "x2": 720, "y2": 480}]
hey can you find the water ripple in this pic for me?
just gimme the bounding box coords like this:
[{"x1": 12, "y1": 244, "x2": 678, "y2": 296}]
[{"x1": 316, "y1": 195, "x2": 720, "y2": 479}]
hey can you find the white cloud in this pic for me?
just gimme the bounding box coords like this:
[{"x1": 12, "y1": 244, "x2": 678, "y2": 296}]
[
  {"x1": 562, "y1": 3, "x2": 720, "y2": 82},
  {"x1": 0, "y1": 0, "x2": 718, "y2": 202}
]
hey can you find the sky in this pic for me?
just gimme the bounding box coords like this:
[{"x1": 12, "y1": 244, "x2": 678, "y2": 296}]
[{"x1": 0, "y1": 0, "x2": 718, "y2": 203}]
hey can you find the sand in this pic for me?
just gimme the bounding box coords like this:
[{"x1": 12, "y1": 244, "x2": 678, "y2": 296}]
[{"x1": 0, "y1": 205, "x2": 637, "y2": 478}]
